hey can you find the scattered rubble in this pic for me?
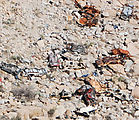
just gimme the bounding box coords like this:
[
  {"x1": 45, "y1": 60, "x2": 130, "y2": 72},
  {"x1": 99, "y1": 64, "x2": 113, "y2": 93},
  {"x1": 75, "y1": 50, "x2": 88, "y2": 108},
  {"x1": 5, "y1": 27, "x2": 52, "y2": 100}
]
[{"x1": 0, "y1": 0, "x2": 139, "y2": 119}]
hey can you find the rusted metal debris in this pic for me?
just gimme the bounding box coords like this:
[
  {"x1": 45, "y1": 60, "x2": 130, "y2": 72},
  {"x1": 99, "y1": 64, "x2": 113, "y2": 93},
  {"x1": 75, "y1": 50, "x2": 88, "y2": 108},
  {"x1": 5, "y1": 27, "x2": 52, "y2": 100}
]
[
  {"x1": 73, "y1": 0, "x2": 99, "y2": 27},
  {"x1": 111, "y1": 48, "x2": 133, "y2": 60},
  {"x1": 95, "y1": 56, "x2": 125, "y2": 67},
  {"x1": 95, "y1": 48, "x2": 134, "y2": 73},
  {"x1": 59, "y1": 89, "x2": 72, "y2": 100},
  {"x1": 94, "y1": 56, "x2": 126, "y2": 74},
  {"x1": 74, "y1": 85, "x2": 96, "y2": 106}
]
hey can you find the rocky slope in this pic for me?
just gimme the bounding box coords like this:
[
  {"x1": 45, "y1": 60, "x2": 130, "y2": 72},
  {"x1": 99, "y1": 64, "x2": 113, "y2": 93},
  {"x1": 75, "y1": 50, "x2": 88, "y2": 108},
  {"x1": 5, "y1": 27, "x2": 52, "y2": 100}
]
[{"x1": 0, "y1": 0, "x2": 139, "y2": 120}]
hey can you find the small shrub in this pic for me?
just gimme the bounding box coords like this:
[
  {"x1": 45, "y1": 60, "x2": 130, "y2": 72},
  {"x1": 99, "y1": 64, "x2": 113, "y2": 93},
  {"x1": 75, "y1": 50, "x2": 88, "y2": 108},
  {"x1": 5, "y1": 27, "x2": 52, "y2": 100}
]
[{"x1": 11, "y1": 86, "x2": 35, "y2": 101}]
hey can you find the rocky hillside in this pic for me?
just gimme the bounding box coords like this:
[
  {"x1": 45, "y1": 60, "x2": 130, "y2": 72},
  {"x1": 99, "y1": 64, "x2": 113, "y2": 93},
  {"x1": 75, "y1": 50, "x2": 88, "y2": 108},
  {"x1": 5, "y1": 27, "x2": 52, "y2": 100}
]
[{"x1": 0, "y1": 0, "x2": 139, "y2": 120}]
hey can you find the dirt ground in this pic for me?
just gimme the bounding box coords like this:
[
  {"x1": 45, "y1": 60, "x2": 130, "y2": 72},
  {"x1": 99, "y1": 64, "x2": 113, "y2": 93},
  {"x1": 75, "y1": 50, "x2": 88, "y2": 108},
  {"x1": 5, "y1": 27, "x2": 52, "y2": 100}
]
[{"x1": 0, "y1": 0, "x2": 139, "y2": 120}]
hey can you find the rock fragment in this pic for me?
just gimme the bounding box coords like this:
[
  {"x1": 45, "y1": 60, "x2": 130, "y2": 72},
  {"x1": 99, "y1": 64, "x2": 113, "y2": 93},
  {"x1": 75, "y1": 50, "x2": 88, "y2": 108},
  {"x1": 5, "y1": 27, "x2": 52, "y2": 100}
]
[
  {"x1": 131, "y1": 87, "x2": 139, "y2": 99},
  {"x1": 48, "y1": 51, "x2": 60, "y2": 67},
  {"x1": 120, "y1": 4, "x2": 134, "y2": 21}
]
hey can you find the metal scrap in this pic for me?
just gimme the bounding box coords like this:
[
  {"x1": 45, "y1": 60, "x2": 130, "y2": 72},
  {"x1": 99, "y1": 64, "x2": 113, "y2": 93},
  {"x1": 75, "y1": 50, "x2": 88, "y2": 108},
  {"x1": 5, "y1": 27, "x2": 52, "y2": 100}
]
[
  {"x1": 0, "y1": 62, "x2": 48, "y2": 80},
  {"x1": 74, "y1": 85, "x2": 92, "y2": 95},
  {"x1": 83, "y1": 88, "x2": 96, "y2": 106},
  {"x1": 74, "y1": 105, "x2": 97, "y2": 117},
  {"x1": 61, "y1": 56, "x2": 87, "y2": 70},
  {"x1": 94, "y1": 56, "x2": 127, "y2": 74},
  {"x1": 21, "y1": 68, "x2": 47, "y2": 78},
  {"x1": 48, "y1": 52, "x2": 60, "y2": 67},
  {"x1": 95, "y1": 56, "x2": 125, "y2": 67},
  {"x1": 111, "y1": 48, "x2": 132, "y2": 59},
  {"x1": 111, "y1": 48, "x2": 134, "y2": 62},
  {"x1": 0, "y1": 62, "x2": 22, "y2": 79},
  {"x1": 73, "y1": 0, "x2": 99, "y2": 27},
  {"x1": 120, "y1": 4, "x2": 134, "y2": 21},
  {"x1": 66, "y1": 43, "x2": 87, "y2": 54}
]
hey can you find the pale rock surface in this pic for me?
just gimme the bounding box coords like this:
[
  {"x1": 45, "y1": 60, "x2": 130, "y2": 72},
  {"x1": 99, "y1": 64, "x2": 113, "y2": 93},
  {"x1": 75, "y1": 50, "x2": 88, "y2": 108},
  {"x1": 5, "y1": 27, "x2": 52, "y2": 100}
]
[
  {"x1": 134, "y1": 111, "x2": 139, "y2": 117},
  {"x1": 5, "y1": 112, "x2": 17, "y2": 119},
  {"x1": 0, "y1": 0, "x2": 139, "y2": 119},
  {"x1": 131, "y1": 87, "x2": 139, "y2": 99},
  {"x1": 17, "y1": 106, "x2": 44, "y2": 119},
  {"x1": 127, "y1": 43, "x2": 139, "y2": 62},
  {"x1": 109, "y1": 64, "x2": 126, "y2": 75}
]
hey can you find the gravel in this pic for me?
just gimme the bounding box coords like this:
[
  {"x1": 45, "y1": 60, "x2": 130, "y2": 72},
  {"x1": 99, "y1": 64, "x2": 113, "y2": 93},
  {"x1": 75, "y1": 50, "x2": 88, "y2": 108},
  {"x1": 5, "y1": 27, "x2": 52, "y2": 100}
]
[{"x1": 0, "y1": 0, "x2": 139, "y2": 119}]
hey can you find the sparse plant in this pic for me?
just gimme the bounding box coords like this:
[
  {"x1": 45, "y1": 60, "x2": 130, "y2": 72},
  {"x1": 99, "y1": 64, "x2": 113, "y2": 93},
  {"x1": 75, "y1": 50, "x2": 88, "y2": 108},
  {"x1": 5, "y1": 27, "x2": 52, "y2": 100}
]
[{"x1": 11, "y1": 86, "x2": 35, "y2": 101}]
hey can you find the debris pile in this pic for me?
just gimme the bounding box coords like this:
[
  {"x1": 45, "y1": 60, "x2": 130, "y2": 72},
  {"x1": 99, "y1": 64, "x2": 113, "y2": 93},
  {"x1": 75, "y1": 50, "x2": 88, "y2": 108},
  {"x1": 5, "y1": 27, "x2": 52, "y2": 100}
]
[
  {"x1": 74, "y1": 85, "x2": 96, "y2": 106},
  {"x1": 95, "y1": 49, "x2": 134, "y2": 73},
  {"x1": 0, "y1": 62, "x2": 48, "y2": 80},
  {"x1": 0, "y1": 0, "x2": 139, "y2": 119},
  {"x1": 73, "y1": 0, "x2": 99, "y2": 27}
]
